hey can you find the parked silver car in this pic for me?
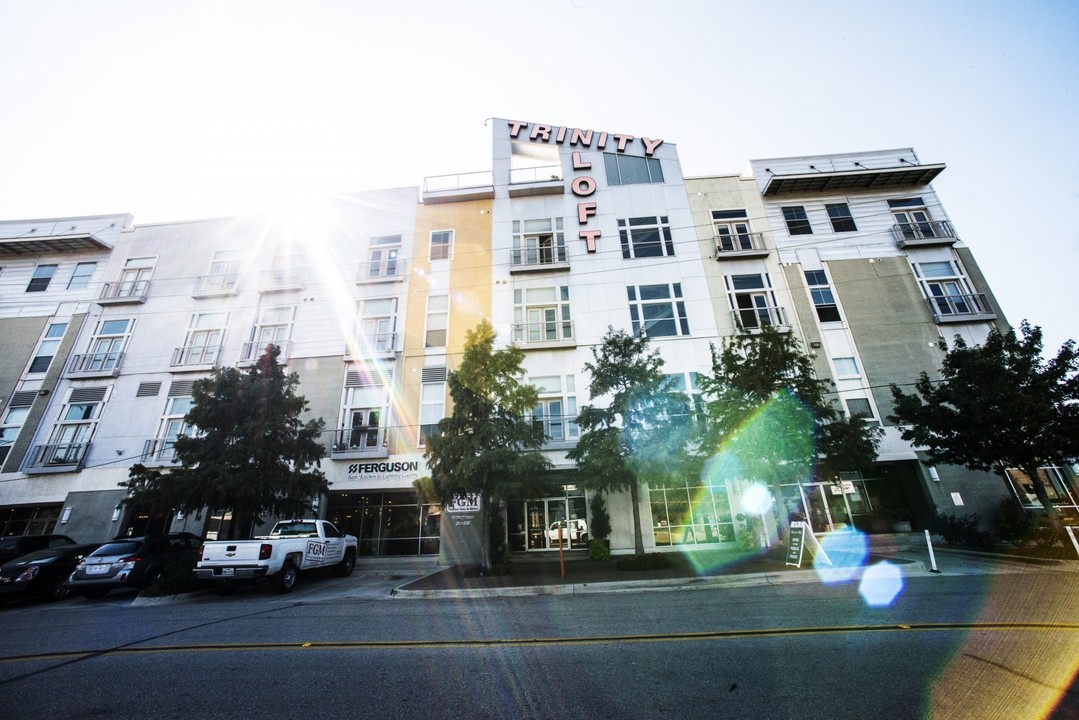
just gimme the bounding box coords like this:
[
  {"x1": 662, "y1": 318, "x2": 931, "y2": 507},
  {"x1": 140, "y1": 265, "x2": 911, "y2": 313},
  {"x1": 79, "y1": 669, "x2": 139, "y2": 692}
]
[{"x1": 67, "y1": 533, "x2": 201, "y2": 598}]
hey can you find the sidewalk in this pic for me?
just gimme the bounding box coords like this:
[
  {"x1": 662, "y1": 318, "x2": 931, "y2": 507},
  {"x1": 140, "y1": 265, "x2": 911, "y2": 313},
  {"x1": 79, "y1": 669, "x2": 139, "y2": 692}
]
[{"x1": 392, "y1": 533, "x2": 1079, "y2": 599}]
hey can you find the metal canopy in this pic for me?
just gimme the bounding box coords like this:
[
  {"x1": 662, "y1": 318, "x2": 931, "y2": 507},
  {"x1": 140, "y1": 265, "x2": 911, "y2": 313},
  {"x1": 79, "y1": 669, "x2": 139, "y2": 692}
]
[{"x1": 762, "y1": 163, "x2": 945, "y2": 197}]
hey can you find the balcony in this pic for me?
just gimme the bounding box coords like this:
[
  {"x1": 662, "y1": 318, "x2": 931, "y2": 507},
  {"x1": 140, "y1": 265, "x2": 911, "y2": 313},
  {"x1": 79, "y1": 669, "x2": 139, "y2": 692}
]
[
  {"x1": 329, "y1": 427, "x2": 388, "y2": 459},
  {"x1": 422, "y1": 171, "x2": 495, "y2": 204},
  {"x1": 258, "y1": 269, "x2": 306, "y2": 293},
  {"x1": 67, "y1": 351, "x2": 124, "y2": 378},
  {"x1": 512, "y1": 321, "x2": 575, "y2": 349},
  {"x1": 23, "y1": 442, "x2": 89, "y2": 474},
  {"x1": 141, "y1": 437, "x2": 179, "y2": 466},
  {"x1": 762, "y1": 163, "x2": 946, "y2": 197},
  {"x1": 97, "y1": 280, "x2": 150, "y2": 305},
  {"x1": 532, "y1": 414, "x2": 579, "y2": 449},
  {"x1": 346, "y1": 333, "x2": 397, "y2": 358},
  {"x1": 508, "y1": 165, "x2": 564, "y2": 197},
  {"x1": 926, "y1": 293, "x2": 996, "y2": 324},
  {"x1": 238, "y1": 341, "x2": 290, "y2": 366},
  {"x1": 731, "y1": 305, "x2": 789, "y2": 331},
  {"x1": 714, "y1": 231, "x2": 770, "y2": 259},
  {"x1": 892, "y1": 220, "x2": 957, "y2": 248},
  {"x1": 192, "y1": 274, "x2": 239, "y2": 298},
  {"x1": 357, "y1": 258, "x2": 409, "y2": 284},
  {"x1": 170, "y1": 345, "x2": 222, "y2": 371},
  {"x1": 510, "y1": 247, "x2": 570, "y2": 274}
]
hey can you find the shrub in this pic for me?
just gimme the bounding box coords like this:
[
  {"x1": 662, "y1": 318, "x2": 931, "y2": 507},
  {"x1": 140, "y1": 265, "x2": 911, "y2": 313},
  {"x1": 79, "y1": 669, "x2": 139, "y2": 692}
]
[
  {"x1": 588, "y1": 538, "x2": 611, "y2": 561},
  {"x1": 932, "y1": 512, "x2": 991, "y2": 547},
  {"x1": 615, "y1": 553, "x2": 671, "y2": 571},
  {"x1": 589, "y1": 493, "x2": 611, "y2": 541},
  {"x1": 992, "y1": 497, "x2": 1038, "y2": 545},
  {"x1": 736, "y1": 513, "x2": 763, "y2": 551}
]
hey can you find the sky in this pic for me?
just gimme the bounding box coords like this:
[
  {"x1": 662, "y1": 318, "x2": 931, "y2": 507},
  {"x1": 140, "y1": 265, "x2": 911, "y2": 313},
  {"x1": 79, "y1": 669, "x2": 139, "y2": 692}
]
[{"x1": 1, "y1": 0, "x2": 1076, "y2": 353}]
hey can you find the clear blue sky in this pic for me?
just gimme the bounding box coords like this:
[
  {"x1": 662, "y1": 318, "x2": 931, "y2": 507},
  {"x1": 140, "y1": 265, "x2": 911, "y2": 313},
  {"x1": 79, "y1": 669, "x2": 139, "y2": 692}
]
[{"x1": 1, "y1": 0, "x2": 1075, "y2": 352}]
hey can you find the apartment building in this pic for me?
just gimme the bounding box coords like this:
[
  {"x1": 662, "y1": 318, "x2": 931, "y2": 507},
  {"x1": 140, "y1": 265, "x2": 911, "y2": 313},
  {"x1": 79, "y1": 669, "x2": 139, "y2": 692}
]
[{"x1": 1, "y1": 120, "x2": 1073, "y2": 559}]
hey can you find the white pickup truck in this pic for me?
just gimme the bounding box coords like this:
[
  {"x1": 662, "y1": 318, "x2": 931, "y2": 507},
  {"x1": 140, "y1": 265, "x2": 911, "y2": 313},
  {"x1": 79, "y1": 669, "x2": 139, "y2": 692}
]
[{"x1": 193, "y1": 519, "x2": 358, "y2": 594}]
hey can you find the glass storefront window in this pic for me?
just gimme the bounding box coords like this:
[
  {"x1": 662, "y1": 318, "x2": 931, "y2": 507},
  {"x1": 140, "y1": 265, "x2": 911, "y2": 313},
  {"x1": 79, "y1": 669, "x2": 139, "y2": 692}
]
[{"x1": 650, "y1": 480, "x2": 734, "y2": 547}]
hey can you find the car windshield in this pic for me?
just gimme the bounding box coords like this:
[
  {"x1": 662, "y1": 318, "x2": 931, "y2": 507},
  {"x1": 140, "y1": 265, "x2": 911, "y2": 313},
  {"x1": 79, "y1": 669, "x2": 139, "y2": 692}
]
[{"x1": 92, "y1": 541, "x2": 142, "y2": 557}]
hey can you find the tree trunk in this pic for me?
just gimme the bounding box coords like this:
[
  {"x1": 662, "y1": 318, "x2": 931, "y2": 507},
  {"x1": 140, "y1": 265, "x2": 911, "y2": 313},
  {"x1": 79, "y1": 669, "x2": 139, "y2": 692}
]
[
  {"x1": 479, "y1": 492, "x2": 492, "y2": 574},
  {"x1": 630, "y1": 481, "x2": 645, "y2": 556}
]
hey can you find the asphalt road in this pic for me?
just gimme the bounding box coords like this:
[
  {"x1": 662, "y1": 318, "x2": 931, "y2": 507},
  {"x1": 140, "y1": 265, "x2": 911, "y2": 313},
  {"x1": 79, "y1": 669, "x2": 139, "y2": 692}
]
[{"x1": 0, "y1": 557, "x2": 1076, "y2": 720}]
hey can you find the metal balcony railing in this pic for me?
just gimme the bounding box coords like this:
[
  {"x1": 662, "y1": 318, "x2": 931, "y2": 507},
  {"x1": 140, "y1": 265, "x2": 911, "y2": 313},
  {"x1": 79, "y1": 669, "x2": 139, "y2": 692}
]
[
  {"x1": 347, "y1": 332, "x2": 397, "y2": 356},
  {"x1": 330, "y1": 427, "x2": 387, "y2": 456},
  {"x1": 714, "y1": 231, "x2": 768, "y2": 255},
  {"x1": 511, "y1": 246, "x2": 568, "y2": 269},
  {"x1": 358, "y1": 258, "x2": 409, "y2": 283},
  {"x1": 24, "y1": 442, "x2": 89, "y2": 472},
  {"x1": 892, "y1": 220, "x2": 956, "y2": 246},
  {"x1": 142, "y1": 437, "x2": 179, "y2": 464},
  {"x1": 926, "y1": 293, "x2": 995, "y2": 322},
  {"x1": 193, "y1": 273, "x2": 239, "y2": 295},
  {"x1": 509, "y1": 165, "x2": 563, "y2": 184},
  {"x1": 98, "y1": 279, "x2": 150, "y2": 304},
  {"x1": 731, "y1": 305, "x2": 788, "y2": 330},
  {"x1": 67, "y1": 351, "x2": 124, "y2": 377},
  {"x1": 239, "y1": 341, "x2": 290, "y2": 365},
  {"x1": 422, "y1": 171, "x2": 494, "y2": 193},
  {"x1": 531, "y1": 414, "x2": 579, "y2": 444},
  {"x1": 260, "y1": 268, "x2": 306, "y2": 291},
  {"x1": 512, "y1": 320, "x2": 575, "y2": 345},
  {"x1": 170, "y1": 345, "x2": 222, "y2": 368}
]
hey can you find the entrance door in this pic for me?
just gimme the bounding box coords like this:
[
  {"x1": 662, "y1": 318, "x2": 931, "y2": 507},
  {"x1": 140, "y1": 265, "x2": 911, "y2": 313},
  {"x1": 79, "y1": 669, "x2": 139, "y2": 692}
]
[{"x1": 522, "y1": 496, "x2": 589, "y2": 551}]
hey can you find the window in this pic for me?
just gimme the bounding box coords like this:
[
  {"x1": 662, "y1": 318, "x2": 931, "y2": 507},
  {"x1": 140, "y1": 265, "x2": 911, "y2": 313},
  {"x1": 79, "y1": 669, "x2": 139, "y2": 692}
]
[
  {"x1": 44, "y1": 387, "x2": 107, "y2": 466},
  {"x1": 337, "y1": 366, "x2": 392, "y2": 452},
  {"x1": 727, "y1": 274, "x2": 782, "y2": 329},
  {"x1": 804, "y1": 270, "x2": 841, "y2": 322},
  {"x1": 111, "y1": 257, "x2": 155, "y2": 299},
  {"x1": 344, "y1": 406, "x2": 382, "y2": 450},
  {"x1": 914, "y1": 261, "x2": 982, "y2": 316},
  {"x1": 712, "y1": 210, "x2": 754, "y2": 251},
  {"x1": 197, "y1": 250, "x2": 242, "y2": 293},
  {"x1": 826, "y1": 203, "x2": 857, "y2": 233},
  {"x1": 530, "y1": 375, "x2": 578, "y2": 443},
  {"x1": 833, "y1": 357, "x2": 859, "y2": 377},
  {"x1": 367, "y1": 235, "x2": 402, "y2": 279},
  {"x1": 889, "y1": 197, "x2": 937, "y2": 240},
  {"x1": 0, "y1": 405, "x2": 30, "y2": 466},
  {"x1": 425, "y1": 295, "x2": 448, "y2": 348},
  {"x1": 418, "y1": 368, "x2": 447, "y2": 446},
  {"x1": 627, "y1": 283, "x2": 690, "y2": 338},
  {"x1": 1004, "y1": 466, "x2": 1077, "y2": 509},
  {"x1": 512, "y1": 219, "x2": 566, "y2": 266},
  {"x1": 67, "y1": 262, "x2": 97, "y2": 290},
  {"x1": 845, "y1": 397, "x2": 875, "y2": 422},
  {"x1": 781, "y1": 207, "x2": 813, "y2": 235},
  {"x1": 150, "y1": 395, "x2": 194, "y2": 462},
  {"x1": 604, "y1": 153, "x2": 664, "y2": 186},
  {"x1": 268, "y1": 251, "x2": 305, "y2": 287},
  {"x1": 666, "y1": 372, "x2": 702, "y2": 429},
  {"x1": 176, "y1": 312, "x2": 226, "y2": 366},
  {"x1": 244, "y1": 305, "x2": 294, "y2": 362},
  {"x1": 80, "y1": 318, "x2": 132, "y2": 372},
  {"x1": 513, "y1": 287, "x2": 573, "y2": 343},
  {"x1": 359, "y1": 298, "x2": 398, "y2": 353},
  {"x1": 29, "y1": 323, "x2": 67, "y2": 373},
  {"x1": 27, "y1": 264, "x2": 58, "y2": 292},
  {"x1": 650, "y1": 475, "x2": 735, "y2": 546},
  {"x1": 618, "y1": 216, "x2": 675, "y2": 260},
  {"x1": 430, "y1": 230, "x2": 453, "y2": 261}
]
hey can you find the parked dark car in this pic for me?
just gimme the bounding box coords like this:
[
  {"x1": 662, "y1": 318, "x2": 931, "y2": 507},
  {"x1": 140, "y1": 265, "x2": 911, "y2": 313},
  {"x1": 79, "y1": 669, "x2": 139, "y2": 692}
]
[
  {"x1": 0, "y1": 543, "x2": 101, "y2": 603},
  {"x1": 0, "y1": 534, "x2": 77, "y2": 566},
  {"x1": 67, "y1": 533, "x2": 202, "y2": 598}
]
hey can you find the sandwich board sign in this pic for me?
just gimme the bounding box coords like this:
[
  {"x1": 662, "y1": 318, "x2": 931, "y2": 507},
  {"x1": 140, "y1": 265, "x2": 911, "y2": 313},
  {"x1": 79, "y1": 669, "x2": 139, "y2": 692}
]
[{"x1": 785, "y1": 521, "x2": 832, "y2": 568}]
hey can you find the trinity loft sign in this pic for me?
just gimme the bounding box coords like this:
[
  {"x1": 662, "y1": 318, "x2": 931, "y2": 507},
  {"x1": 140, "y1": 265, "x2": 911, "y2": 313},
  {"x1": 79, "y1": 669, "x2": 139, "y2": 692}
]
[{"x1": 507, "y1": 120, "x2": 664, "y2": 254}]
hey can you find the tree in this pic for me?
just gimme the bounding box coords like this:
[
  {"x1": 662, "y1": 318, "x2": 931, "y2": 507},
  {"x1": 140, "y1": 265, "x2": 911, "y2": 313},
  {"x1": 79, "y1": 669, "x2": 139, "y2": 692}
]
[
  {"x1": 123, "y1": 345, "x2": 328, "y2": 538},
  {"x1": 698, "y1": 325, "x2": 881, "y2": 532},
  {"x1": 568, "y1": 327, "x2": 691, "y2": 557},
  {"x1": 889, "y1": 322, "x2": 1079, "y2": 527},
  {"x1": 423, "y1": 320, "x2": 550, "y2": 573}
]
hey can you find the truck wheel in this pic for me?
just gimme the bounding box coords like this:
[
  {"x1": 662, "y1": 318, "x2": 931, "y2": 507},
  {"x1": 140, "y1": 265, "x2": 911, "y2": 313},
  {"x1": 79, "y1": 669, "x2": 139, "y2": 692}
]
[
  {"x1": 275, "y1": 561, "x2": 299, "y2": 594},
  {"x1": 336, "y1": 550, "x2": 356, "y2": 577}
]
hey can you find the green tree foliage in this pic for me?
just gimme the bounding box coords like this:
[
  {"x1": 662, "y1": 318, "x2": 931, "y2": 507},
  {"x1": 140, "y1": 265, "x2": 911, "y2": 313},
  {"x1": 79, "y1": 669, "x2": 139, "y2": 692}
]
[
  {"x1": 568, "y1": 327, "x2": 691, "y2": 556},
  {"x1": 889, "y1": 322, "x2": 1079, "y2": 526},
  {"x1": 122, "y1": 345, "x2": 328, "y2": 538},
  {"x1": 423, "y1": 321, "x2": 550, "y2": 573},
  {"x1": 699, "y1": 325, "x2": 881, "y2": 525}
]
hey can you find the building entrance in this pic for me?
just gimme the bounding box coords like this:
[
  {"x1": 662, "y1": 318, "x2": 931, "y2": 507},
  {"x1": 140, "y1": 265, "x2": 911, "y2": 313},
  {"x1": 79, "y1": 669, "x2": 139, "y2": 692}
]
[
  {"x1": 781, "y1": 481, "x2": 865, "y2": 534},
  {"x1": 508, "y1": 492, "x2": 587, "y2": 552}
]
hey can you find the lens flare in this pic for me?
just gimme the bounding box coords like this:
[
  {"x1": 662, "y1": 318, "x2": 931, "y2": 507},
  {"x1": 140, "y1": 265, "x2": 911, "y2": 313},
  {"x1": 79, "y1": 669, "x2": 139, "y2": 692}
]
[
  {"x1": 814, "y1": 530, "x2": 868, "y2": 584},
  {"x1": 858, "y1": 561, "x2": 904, "y2": 606}
]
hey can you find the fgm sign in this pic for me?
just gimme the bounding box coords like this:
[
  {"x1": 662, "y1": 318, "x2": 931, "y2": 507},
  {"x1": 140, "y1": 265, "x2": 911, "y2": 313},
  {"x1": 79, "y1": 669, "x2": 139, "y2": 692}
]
[{"x1": 507, "y1": 120, "x2": 664, "y2": 254}]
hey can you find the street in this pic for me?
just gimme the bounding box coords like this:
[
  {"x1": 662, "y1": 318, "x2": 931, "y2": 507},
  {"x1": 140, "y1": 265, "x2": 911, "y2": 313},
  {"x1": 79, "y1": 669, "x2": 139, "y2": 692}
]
[{"x1": 0, "y1": 557, "x2": 1076, "y2": 720}]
